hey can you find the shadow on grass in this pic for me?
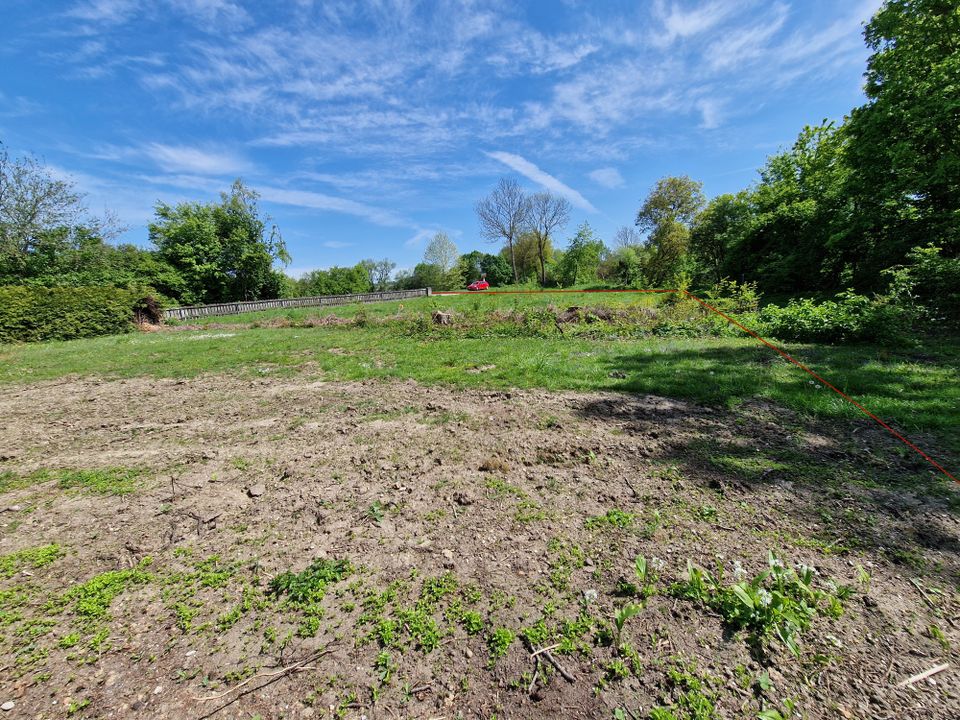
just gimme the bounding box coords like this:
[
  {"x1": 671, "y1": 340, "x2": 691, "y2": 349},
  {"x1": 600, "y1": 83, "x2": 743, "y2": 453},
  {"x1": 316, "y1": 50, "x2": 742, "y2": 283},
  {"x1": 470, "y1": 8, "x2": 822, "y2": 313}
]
[{"x1": 574, "y1": 344, "x2": 960, "y2": 585}]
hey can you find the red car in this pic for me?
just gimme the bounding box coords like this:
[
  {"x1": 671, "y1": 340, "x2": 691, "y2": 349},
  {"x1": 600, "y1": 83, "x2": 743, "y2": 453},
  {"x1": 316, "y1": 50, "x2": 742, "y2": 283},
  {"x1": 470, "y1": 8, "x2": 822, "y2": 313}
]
[{"x1": 467, "y1": 279, "x2": 490, "y2": 291}]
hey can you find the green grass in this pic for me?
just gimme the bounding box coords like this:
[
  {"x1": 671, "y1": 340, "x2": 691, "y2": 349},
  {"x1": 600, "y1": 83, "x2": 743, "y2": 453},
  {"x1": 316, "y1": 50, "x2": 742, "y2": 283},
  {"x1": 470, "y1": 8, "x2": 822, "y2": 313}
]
[
  {"x1": 173, "y1": 290, "x2": 661, "y2": 326},
  {"x1": 1, "y1": 295, "x2": 957, "y2": 466}
]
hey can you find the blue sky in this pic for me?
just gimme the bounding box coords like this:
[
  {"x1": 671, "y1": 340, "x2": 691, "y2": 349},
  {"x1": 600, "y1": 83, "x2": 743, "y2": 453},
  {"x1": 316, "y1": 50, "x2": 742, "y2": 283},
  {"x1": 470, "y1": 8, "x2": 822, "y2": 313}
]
[{"x1": 1, "y1": 0, "x2": 882, "y2": 277}]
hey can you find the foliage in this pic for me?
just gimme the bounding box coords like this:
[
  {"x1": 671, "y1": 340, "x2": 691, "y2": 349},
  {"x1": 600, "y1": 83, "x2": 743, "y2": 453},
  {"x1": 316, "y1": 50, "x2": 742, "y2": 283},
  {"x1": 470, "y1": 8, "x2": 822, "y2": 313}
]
[
  {"x1": 150, "y1": 179, "x2": 289, "y2": 305},
  {"x1": 268, "y1": 558, "x2": 352, "y2": 607},
  {"x1": 689, "y1": 193, "x2": 751, "y2": 285},
  {"x1": 0, "y1": 544, "x2": 64, "y2": 579},
  {"x1": 299, "y1": 263, "x2": 372, "y2": 296},
  {"x1": 360, "y1": 258, "x2": 397, "y2": 290},
  {"x1": 423, "y1": 231, "x2": 460, "y2": 273},
  {"x1": 555, "y1": 222, "x2": 606, "y2": 287},
  {"x1": 54, "y1": 560, "x2": 153, "y2": 621},
  {"x1": 458, "y1": 250, "x2": 512, "y2": 286},
  {"x1": 755, "y1": 290, "x2": 917, "y2": 344},
  {"x1": 845, "y1": 0, "x2": 960, "y2": 269},
  {"x1": 0, "y1": 285, "x2": 149, "y2": 343},
  {"x1": 55, "y1": 467, "x2": 144, "y2": 495},
  {"x1": 636, "y1": 176, "x2": 705, "y2": 286},
  {"x1": 670, "y1": 552, "x2": 851, "y2": 656}
]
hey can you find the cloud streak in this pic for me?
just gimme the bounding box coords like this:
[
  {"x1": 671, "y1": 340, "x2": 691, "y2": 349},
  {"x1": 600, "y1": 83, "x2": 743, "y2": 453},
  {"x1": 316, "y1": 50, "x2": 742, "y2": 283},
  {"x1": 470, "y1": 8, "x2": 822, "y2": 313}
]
[{"x1": 485, "y1": 151, "x2": 597, "y2": 212}]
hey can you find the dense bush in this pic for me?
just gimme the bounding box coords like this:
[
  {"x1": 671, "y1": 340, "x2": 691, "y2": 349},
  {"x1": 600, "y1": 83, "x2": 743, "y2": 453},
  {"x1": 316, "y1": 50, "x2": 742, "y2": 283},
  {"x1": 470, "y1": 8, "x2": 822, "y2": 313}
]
[
  {"x1": 0, "y1": 286, "x2": 148, "y2": 343},
  {"x1": 754, "y1": 291, "x2": 916, "y2": 344}
]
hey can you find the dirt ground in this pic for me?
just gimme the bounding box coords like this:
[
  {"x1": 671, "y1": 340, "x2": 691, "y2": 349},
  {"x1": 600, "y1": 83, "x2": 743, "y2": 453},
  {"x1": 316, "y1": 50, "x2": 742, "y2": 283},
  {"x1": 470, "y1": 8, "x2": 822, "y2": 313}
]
[{"x1": 0, "y1": 374, "x2": 957, "y2": 719}]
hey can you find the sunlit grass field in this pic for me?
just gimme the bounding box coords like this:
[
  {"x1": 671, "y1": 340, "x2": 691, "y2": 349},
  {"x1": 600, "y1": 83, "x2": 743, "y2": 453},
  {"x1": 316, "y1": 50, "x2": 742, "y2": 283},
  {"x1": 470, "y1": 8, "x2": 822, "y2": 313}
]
[{"x1": 3, "y1": 291, "x2": 957, "y2": 467}]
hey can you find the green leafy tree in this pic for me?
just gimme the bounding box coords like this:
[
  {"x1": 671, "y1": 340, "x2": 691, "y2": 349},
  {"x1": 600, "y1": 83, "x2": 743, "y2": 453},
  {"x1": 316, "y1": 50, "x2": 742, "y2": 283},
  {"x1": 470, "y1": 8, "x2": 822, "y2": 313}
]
[
  {"x1": 458, "y1": 250, "x2": 511, "y2": 286},
  {"x1": 149, "y1": 180, "x2": 289, "y2": 304},
  {"x1": 724, "y1": 123, "x2": 852, "y2": 292},
  {"x1": 299, "y1": 264, "x2": 371, "y2": 295},
  {"x1": 554, "y1": 222, "x2": 606, "y2": 287},
  {"x1": 846, "y1": 0, "x2": 960, "y2": 271},
  {"x1": 635, "y1": 175, "x2": 705, "y2": 286},
  {"x1": 506, "y1": 231, "x2": 544, "y2": 283},
  {"x1": 689, "y1": 192, "x2": 752, "y2": 284}
]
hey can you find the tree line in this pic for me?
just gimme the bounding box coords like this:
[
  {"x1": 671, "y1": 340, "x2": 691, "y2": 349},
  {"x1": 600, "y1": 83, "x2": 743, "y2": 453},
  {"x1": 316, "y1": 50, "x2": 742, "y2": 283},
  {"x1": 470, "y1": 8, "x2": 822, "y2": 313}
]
[{"x1": 1, "y1": 0, "x2": 955, "y2": 312}]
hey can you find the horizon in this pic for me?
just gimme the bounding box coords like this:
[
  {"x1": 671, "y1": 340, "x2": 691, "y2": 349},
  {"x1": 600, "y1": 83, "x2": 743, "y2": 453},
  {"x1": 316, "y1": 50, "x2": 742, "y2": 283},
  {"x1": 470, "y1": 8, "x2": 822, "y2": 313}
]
[{"x1": 1, "y1": 0, "x2": 883, "y2": 278}]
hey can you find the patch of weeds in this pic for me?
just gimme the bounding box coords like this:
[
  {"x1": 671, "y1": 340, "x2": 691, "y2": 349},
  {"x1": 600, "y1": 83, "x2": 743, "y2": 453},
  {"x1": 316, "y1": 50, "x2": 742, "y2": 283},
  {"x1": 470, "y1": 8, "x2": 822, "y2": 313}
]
[
  {"x1": 694, "y1": 505, "x2": 718, "y2": 521},
  {"x1": 670, "y1": 552, "x2": 852, "y2": 657},
  {"x1": 514, "y1": 500, "x2": 550, "y2": 523},
  {"x1": 367, "y1": 501, "x2": 385, "y2": 525},
  {"x1": 269, "y1": 558, "x2": 352, "y2": 606},
  {"x1": 0, "y1": 544, "x2": 64, "y2": 579},
  {"x1": 51, "y1": 558, "x2": 153, "y2": 622},
  {"x1": 58, "y1": 633, "x2": 81, "y2": 649},
  {"x1": 66, "y1": 698, "x2": 91, "y2": 716},
  {"x1": 615, "y1": 555, "x2": 662, "y2": 602},
  {"x1": 460, "y1": 610, "x2": 484, "y2": 635},
  {"x1": 928, "y1": 624, "x2": 950, "y2": 652},
  {"x1": 487, "y1": 627, "x2": 514, "y2": 666},
  {"x1": 521, "y1": 619, "x2": 552, "y2": 647},
  {"x1": 558, "y1": 611, "x2": 595, "y2": 655},
  {"x1": 0, "y1": 468, "x2": 52, "y2": 493},
  {"x1": 585, "y1": 509, "x2": 636, "y2": 531},
  {"x1": 485, "y1": 477, "x2": 525, "y2": 498},
  {"x1": 56, "y1": 468, "x2": 145, "y2": 495},
  {"x1": 538, "y1": 415, "x2": 562, "y2": 430},
  {"x1": 650, "y1": 659, "x2": 719, "y2": 720},
  {"x1": 546, "y1": 537, "x2": 585, "y2": 592}
]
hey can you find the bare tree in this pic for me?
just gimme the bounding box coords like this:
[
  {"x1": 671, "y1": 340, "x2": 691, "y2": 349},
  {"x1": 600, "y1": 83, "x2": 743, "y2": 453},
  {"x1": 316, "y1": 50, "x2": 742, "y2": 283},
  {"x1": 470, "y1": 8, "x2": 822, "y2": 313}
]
[
  {"x1": 529, "y1": 192, "x2": 571, "y2": 285},
  {"x1": 475, "y1": 178, "x2": 531, "y2": 283},
  {"x1": 614, "y1": 225, "x2": 642, "y2": 248}
]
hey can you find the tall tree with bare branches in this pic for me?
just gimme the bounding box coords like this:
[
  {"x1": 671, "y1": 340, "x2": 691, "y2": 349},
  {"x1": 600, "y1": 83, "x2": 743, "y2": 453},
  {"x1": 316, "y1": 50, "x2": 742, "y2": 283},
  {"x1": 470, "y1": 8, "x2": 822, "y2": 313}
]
[
  {"x1": 529, "y1": 192, "x2": 571, "y2": 285},
  {"x1": 475, "y1": 178, "x2": 530, "y2": 283}
]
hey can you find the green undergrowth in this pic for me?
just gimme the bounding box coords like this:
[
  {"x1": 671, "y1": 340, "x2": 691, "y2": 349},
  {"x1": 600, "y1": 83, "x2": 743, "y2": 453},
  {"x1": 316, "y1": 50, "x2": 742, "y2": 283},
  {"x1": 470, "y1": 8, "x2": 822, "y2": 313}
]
[{"x1": 0, "y1": 467, "x2": 149, "y2": 496}]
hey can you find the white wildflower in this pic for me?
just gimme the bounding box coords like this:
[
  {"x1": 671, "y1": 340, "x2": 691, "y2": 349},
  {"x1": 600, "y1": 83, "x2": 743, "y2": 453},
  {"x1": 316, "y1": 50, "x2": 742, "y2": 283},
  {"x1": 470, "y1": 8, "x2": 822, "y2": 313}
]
[
  {"x1": 733, "y1": 561, "x2": 745, "y2": 581},
  {"x1": 757, "y1": 589, "x2": 772, "y2": 607}
]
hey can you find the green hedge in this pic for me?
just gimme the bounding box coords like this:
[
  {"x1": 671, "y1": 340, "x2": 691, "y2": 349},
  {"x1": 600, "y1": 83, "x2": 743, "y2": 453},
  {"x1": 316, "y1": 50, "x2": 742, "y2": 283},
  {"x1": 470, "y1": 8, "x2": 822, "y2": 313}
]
[{"x1": 0, "y1": 286, "x2": 146, "y2": 343}]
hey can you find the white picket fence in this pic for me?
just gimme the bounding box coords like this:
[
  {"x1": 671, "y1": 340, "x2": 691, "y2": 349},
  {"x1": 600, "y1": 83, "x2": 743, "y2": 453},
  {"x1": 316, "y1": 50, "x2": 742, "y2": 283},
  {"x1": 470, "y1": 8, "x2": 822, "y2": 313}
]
[{"x1": 163, "y1": 288, "x2": 431, "y2": 321}]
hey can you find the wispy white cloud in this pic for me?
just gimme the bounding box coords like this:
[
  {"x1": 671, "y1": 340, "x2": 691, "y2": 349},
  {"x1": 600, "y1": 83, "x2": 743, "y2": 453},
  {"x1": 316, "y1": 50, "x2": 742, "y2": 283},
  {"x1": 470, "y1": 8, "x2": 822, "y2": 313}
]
[
  {"x1": 486, "y1": 151, "x2": 597, "y2": 212},
  {"x1": 404, "y1": 229, "x2": 435, "y2": 248},
  {"x1": 587, "y1": 167, "x2": 624, "y2": 189},
  {"x1": 653, "y1": 0, "x2": 741, "y2": 46},
  {"x1": 257, "y1": 185, "x2": 408, "y2": 228},
  {"x1": 144, "y1": 143, "x2": 253, "y2": 175},
  {"x1": 322, "y1": 240, "x2": 352, "y2": 249}
]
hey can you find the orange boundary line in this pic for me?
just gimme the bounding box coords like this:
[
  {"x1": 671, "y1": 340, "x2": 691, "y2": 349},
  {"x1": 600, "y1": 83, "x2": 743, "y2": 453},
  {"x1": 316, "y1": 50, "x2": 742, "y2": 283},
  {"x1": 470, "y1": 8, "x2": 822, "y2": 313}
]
[{"x1": 432, "y1": 287, "x2": 956, "y2": 482}]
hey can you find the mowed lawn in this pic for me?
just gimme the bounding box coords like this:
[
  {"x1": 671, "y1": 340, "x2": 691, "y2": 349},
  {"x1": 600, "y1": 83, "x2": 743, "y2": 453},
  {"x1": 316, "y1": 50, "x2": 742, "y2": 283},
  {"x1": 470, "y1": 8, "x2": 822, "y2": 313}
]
[{"x1": 2, "y1": 293, "x2": 958, "y2": 468}]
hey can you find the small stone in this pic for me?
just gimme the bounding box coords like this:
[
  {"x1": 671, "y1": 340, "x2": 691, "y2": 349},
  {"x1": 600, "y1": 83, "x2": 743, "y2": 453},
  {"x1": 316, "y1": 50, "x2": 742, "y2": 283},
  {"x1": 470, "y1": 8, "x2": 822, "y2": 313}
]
[
  {"x1": 153, "y1": 686, "x2": 163, "y2": 695},
  {"x1": 1, "y1": 701, "x2": 15, "y2": 711},
  {"x1": 5, "y1": 506, "x2": 22, "y2": 512},
  {"x1": 464, "y1": 648, "x2": 473, "y2": 659},
  {"x1": 185, "y1": 650, "x2": 196, "y2": 657},
  {"x1": 247, "y1": 484, "x2": 265, "y2": 498},
  {"x1": 441, "y1": 549, "x2": 454, "y2": 561}
]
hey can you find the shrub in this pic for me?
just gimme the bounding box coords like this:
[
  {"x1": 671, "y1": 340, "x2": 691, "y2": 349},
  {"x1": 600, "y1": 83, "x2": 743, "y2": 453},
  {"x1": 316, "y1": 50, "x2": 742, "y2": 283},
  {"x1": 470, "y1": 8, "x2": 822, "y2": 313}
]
[
  {"x1": 754, "y1": 291, "x2": 916, "y2": 344},
  {"x1": 0, "y1": 286, "x2": 151, "y2": 343}
]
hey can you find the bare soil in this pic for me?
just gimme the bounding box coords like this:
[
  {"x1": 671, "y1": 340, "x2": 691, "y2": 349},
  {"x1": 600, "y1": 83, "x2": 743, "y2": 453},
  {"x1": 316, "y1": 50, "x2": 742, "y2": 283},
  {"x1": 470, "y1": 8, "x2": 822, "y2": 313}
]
[{"x1": 0, "y1": 375, "x2": 957, "y2": 719}]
